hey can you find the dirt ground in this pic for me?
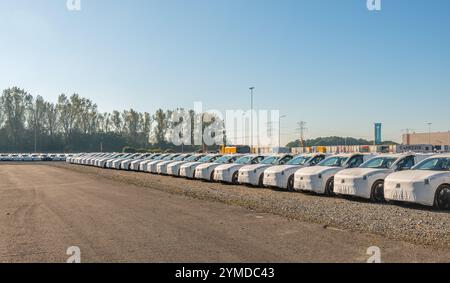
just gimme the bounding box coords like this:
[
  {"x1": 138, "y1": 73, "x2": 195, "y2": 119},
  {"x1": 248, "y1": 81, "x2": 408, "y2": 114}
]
[{"x1": 0, "y1": 163, "x2": 448, "y2": 263}]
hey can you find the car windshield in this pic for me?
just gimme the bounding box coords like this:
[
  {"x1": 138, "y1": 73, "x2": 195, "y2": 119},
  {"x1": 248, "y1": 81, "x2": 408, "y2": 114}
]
[
  {"x1": 361, "y1": 157, "x2": 398, "y2": 169},
  {"x1": 413, "y1": 158, "x2": 450, "y2": 171},
  {"x1": 174, "y1": 155, "x2": 190, "y2": 161},
  {"x1": 215, "y1": 156, "x2": 235, "y2": 164},
  {"x1": 286, "y1": 156, "x2": 311, "y2": 165},
  {"x1": 234, "y1": 156, "x2": 253, "y2": 164},
  {"x1": 198, "y1": 155, "x2": 218, "y2": 163},
  {"x1": 318, "y1": 156, "x2": 349, "y2": 167},
  {"x1": 164, "y1": 155, "x2": 178, "y2": 160},
  {"x1": 260, "y1": 156, "x2": 277, "y2": 164},
  {"x1": 185, "y1": 155, "x2": 202, "y2": 162}
]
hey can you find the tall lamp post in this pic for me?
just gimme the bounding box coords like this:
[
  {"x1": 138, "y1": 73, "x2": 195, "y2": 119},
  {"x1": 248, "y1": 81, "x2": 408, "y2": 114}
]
[
  {"x1": 249, "y1": 87, "x2": 255, "y2": 152},
  {"x1": 427, "y1": 122, "x2": 432, "y2": 145},
  {"x1": 279, "y1": 115, "x2": 287, "y2": 148}
]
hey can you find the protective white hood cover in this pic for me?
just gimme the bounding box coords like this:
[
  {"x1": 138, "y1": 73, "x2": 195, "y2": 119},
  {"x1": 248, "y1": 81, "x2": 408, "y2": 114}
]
[
  {"x1": 337, "y1": 168, "x2": 385, "y2": 177},
  {"x1": 240, "y1": 164, "x2": 271, "y2": 172},
  {"x1": 181, "y1": 162, "x2": 201, "y2": 168},
  {"x1": 148, "y1": 160, "x2": 164, "y2": 165},
  {"x1": 196, "y1": 163, "x2": 217, "y2": 170},
  {"x1": 215, "y1": 164, "x2": 243, "y2": 171},
  {"x1": 387, "y1": 170, "x2": 448, "y2": 182},
  {"x1": 158, "y1": 160, "x2": 173, "y2": 166},
  {"x1": 297, "y1": 166, "x2": 340, "y2": 175},
  {"x1": 169, "y1": 161, "x2": 185, "y2": 167},
  {"x1": 265, "y1": 165, "x2": 300, "y2": 173}
]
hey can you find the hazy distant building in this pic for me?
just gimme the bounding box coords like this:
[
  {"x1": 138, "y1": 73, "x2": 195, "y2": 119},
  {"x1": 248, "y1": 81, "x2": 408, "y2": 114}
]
[{"x1": 402, "y1": 131, "x2": 450, "y2": 146}]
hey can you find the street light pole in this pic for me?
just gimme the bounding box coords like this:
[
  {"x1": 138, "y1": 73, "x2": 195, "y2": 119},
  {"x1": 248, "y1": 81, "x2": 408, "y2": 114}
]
[
  {"x1": 279, "y1": 115, "x2": 287, "y2": 148},
  {"x1": 427, "y1": 122, "x2": 432, "y2": 144},
  {"x1": 249, "y1": 87, "x2": 254, "y2": 152}
]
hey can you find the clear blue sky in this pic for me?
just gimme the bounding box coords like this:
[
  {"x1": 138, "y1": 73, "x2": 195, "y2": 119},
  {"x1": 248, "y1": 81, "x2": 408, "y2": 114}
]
[{"x1": 1, "y1": 0, "x2": 449, "y2": 143}]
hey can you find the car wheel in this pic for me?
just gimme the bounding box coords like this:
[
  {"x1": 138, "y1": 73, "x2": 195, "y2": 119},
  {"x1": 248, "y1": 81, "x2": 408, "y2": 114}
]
[
  {"x1": 231, "y1": 172, "x2": 239, "y2": 184},
  {"x1": 210, "y1": 170, "x2": 215, "y2": 181},
  {"x1": 434, "y1": 184, "x2": 450, "y2": 210},
  {"x1": 287, "y1": 175, "x2": 294, "y2": 192},
  {"x1": 258, "y1": 174, "x2": 264, "y2": 187},
  {"x1": 325, "y1": 177, "x2": 335, "y2": 196},
  {"x1": 370, "y1": 180, "x2": 386, "y2": 202}
]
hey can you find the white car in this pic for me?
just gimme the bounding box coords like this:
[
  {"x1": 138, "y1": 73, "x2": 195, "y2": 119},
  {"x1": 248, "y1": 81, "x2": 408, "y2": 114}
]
[
  {"x1": 121, "y1": 153, "x2": 153, "y2": 170},
  {"x1": 77, "y1": 153, "x2": 93, "y2": 164},
  {"x1": 213, "y1": 155, "x2": 266, "y2": 184},
  {"x1": 23, "y1": 154, "x2": 34, "y2": 161},
  {"x1": 179, "y1": 154, "x2": 222, "y2": 179},
  {"x1": 157, "y1": 154, "x2": 192, "y2": 175},
  {"x1": 130, "y1": 154, "x2": 160, "y2": 171},
  {"x1": 12, "y1": 154, "x2": 25, "y2": 161},
  {"x1": 194, "y1": 155, "x2": 241, "y2": 181},
  {"x1": 384, "y1": 154, "x2": 450, "y2": 210},
  {"x1": 139, "y1": 154, "x2": 168, "y2": 172},
  {"x1": 84, "y1": 152, "x2": 107, "y2": 165},
  {"x1": 293, "y1": 153, "x2": 375, "y2": 195},
  {"x1": 1, "y1": 154, "x2": 13, "y2": 161},
  {"x1": 263, "y1": 153, "x2": 327, "y2": 190},
  {"x1": 167, "y1": 154, "x2": 206, "y2": 176},
  {"x1": 106, "y1": 153, "x2": 135, "y2": 169},
  {"x1": 97, "y1": 153, "x2": 123, "y2": 168},
  {"x1": 110, "y1": 153, "x2": 141, "y2": 169},
  {"x1": 334, "y1": 153, "x2": 432, "y2": 202},
  {"x1": 238, "y1": 154, "x2": 294, "y2": 187},
  {"x1": 147, "y1": 154, "x2": 181, "y2": 173}
]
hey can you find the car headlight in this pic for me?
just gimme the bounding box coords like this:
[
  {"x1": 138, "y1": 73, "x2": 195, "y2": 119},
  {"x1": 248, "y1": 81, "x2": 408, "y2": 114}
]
[{"x1": 424, "y1": 179, "x2": 430, "y2": 185}]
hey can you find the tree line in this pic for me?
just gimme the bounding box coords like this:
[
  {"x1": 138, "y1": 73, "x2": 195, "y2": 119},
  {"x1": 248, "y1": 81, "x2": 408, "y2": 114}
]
[{"x1": 0, "y1": 87, "x2": 219, "y2": 153}]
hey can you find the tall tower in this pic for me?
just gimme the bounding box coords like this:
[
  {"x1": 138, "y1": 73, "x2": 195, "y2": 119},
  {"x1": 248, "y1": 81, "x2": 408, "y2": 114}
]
[{"x1": 374, "y1": 123, "x2": 382, "y2": 145}]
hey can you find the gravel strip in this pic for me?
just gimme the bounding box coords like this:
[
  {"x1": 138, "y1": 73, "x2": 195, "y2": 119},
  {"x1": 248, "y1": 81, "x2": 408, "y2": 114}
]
[{"x1": 50, "y1": 163, "x2": 450, "y2": 249}]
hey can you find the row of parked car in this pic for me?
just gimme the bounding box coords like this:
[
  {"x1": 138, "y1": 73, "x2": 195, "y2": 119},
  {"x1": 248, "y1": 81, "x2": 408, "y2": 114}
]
[
  {"x1": 67, "y1": 152, "x2": 450, "y2": 210},
  {"x1": 0, "y1": 153, "x2": 73, "y2": 162}
]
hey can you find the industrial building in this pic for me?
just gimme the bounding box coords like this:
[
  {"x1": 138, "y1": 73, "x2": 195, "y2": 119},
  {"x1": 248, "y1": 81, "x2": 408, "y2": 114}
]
[{"x1": 402, "y1": 131, "x2": 450, "y2": 146}]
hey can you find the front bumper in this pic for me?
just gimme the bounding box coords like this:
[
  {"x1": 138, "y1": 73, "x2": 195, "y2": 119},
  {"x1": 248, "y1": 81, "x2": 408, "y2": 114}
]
[
  {"x1": 180, "y1": 167, "x2": 194, "y2": 178},
  {"x1": 263, "y1": 174, "x2": 286, "y2": 189},
  {"x1": 384, "y1": 180, "x2": 429, "y2": 205},
  {"x1": 238, "y1": 171, "x2": 259, "y2": 186},
  {"x1": 195, "y1": 168, "x2": 211, "y2": 180},
  {"x1": 294, "y1": 174, "x2": 325, "y2": 194},
  {"x1": 214, "y1": 170, "x2": 232, "y2": 182},
  {"x1": 167, "y1": 164, "x2": 180, "y2": 176},
  {"x1": 333, "y1": 177, "x2": 369, "y2": 199},
  {"x1": 157, "y1": 164, "x2": 169, "y2": 175}
]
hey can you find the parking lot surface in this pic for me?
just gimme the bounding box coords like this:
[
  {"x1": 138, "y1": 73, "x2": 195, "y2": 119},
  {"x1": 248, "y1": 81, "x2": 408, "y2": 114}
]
[{"x1": 0, "y1": 163, "x2": 448, "y2": 262}]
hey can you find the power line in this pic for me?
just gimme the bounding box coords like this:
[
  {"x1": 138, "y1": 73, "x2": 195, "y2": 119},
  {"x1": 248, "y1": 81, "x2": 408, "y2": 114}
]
[{"x1": 296, "y1": 121, "x2": 307, "y2": 147}]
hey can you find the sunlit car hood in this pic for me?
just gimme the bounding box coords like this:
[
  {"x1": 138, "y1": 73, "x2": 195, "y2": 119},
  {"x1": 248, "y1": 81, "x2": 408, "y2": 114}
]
[
  {"x1": 297, "y1": 166, "x2": 341, "y2": 175},
  {"x1": 215, "y1": 164, "x2": 243, "y2": 171},
  {"x1": 148, "y1": 160, "x2": 165, "y2": 165},
  {"x1": 265, "y1": 165, "x2": 301, "y2": 173},
  {"x1": 158, "y1": 160, "x2": 174, "y2": 166},
  {"x1": 387, "y1": 170, "x2": 449, "y2": 182},
  {"x1": 196, "y1": 163, "x2": 219, "y2": 170},
  {"x1": 337, "y1": 168, "x2": 387, "y2": 177},
  {"x1": 168, "y1": 161, "x2": 185, "y2": 167},
  {"x1": 240, "y1": 164, "x2": 271, "y2": 172},
  {"x1": 182, "y1": 161, "x2": 202, "y2": 168}
]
